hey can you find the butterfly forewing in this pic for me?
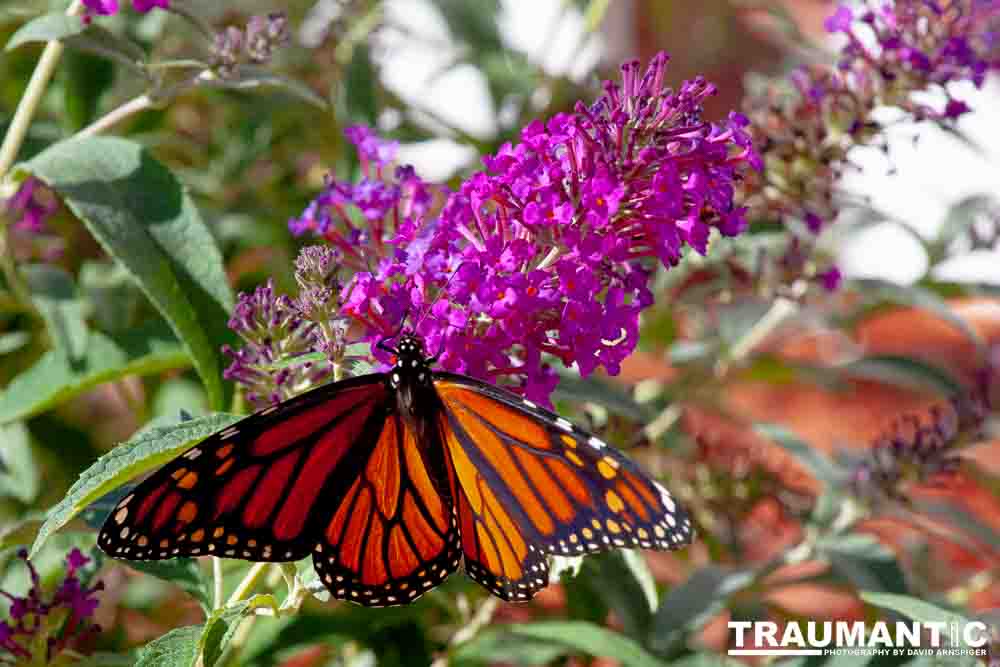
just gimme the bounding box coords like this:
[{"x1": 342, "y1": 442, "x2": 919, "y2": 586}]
[
  {"x1": 98, "y1": 375, "x2": 390, "y2": 563},
  {"x1": 434, "y1": 373, "x2": 694, "y2": 585},
  {"x1": 311, "y1": 412, "x2": 462, "y2": 607},
  {"x1": 99, "y1": 332, "x2": 694, "y2": 607}
]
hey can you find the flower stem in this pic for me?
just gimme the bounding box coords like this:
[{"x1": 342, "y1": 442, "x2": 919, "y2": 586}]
[
  {"x1": 212, "y1": 557, "x2": 224, "y2": 610},
  {"x1": 226, "y1": 562, "x2": 269, "y2": 607},
  {"x1": 76, "y1": 95, "x2": 154, "y2": 138},
  {"x1": 0, "y1": 1, "x2": 84, "y2": 182}
]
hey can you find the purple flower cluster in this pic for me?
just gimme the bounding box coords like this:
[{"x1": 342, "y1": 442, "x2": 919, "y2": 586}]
[
  {"x1": 213, "y1": 12, "x2": 291, "y2": 79},
  {"x1": 223, "y1": 246, "x2": 364, "y2": 408},
  {"x1": 738, "y1": 0, "x2": 1000, "y2": 290},
  {"x1": 82, "y1": 0, "x2": 168, "y2": 20},
  {"x1": 826, "y1": 0, "x2": 1000, "y2": 121},
  {"x1": 0, "y1": 549, "x2": 103, "y2": 663},
  {"x1": 850, "y1": 389, "x2": 988, "y2": 502},
  {"x1": 4, "y1": 177, "x2": 57, "y2": 235},
  {"x1": 281, "y1": 53, "x2": 757, "y2": 403}
]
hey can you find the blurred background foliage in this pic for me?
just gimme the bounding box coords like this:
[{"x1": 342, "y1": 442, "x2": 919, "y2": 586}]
[{"x1": 1, "y1": 0, "x2": 999, "y2": 665}]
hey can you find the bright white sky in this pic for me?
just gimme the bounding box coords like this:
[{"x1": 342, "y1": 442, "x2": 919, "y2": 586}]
[{"x1": 372, "y1": 0, "x2": 1000, "y2": 285}]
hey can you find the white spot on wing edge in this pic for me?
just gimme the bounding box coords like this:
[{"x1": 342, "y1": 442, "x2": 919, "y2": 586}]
[
  {"x1": 654, "y1": 481, "x2": 677, "y2": 513},
  {"x1": 588, "y1": 436, "x2": 606, "y2": 450},
  {"x1": 555, "y1": 418, "x2": 573, "y2": 432}
]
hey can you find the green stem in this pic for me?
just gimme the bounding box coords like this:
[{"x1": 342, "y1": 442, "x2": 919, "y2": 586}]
[
  {"x1": 76, "y1": 94, "x2": 154, "y2": 138},
  {"x1": 226, "y1": 562, "x2": 270, "y2": 607},
  {"x1": 0, "y1": 1, "x2": 84, "y2": 182},
  {"x1": 212, "y1": 557, "x2": 224, "y2": 610}
]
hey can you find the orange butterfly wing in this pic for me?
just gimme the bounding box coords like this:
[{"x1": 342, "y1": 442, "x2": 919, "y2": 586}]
[
  {"x1": 311, "y1": 411, "x2": 461, "y2": 607},
  {"x1": 434, "y1": 374, "x2": 694, "y2": 601},
  {"x1": 99, "y1": 375, "x2": 390, "y2": 563}
]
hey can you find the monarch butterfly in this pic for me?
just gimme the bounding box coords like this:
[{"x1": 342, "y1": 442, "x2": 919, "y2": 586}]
[{"x1": 98, "y1": 331, "x2": 694, "y2": 606}]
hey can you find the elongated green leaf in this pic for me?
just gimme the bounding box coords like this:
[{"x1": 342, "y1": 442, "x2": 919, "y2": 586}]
[
  {"x1": 860, "y1": 592, "x2": 969, "y2": 627},
  {"x1": 754, "y1": 423, "x2": 843, "y2": 489},
  {"x1": 0, "y1": 511, "x2": 44, "y2": 551},
  {"x1": 475, "y1": 622, "x2": 664, "y2": 667},
  {"x1": 843, "y1": 355, "x2": 963, "y2": 396},
  {"x1": 854, "y1": 279, "x2": 985, "y2": 353},
  {"x1": 127, "y1": 559, "x2": 211, "y2": 612},
  {"x1": 134, "y1": 624, "x2": 201, "y2": 667},
  {"x1": 451, "y1": 631, "x2": 568, "y2": 666},
  {"x1": 19, "y1": 137, "x2": 235, "y2": 409},
  {"x1": 817, "y1": 533, "x2": 907, "y2": 594},
  {"x1": 5, "y1": 13, "x2": 85, "y2": 51},
  {"x1": 74, "y1": 653, "x2": 136, "y2": 667},
  {"x1": 0, "y1": 422, "x2": 39, "y2": 503},
  {"x1": 568, "y1": 551, "x2": 658, "y2": 639},
  {"x1": 30, "y1": 412, "x2": 239, "y2": 556},
  {"x1": 0, "y1": 322, "x2": 189, "y2": 424},
  {"x1": 928, "y1": 194, "x2": 1000, "y2": 265},
  {"x1": 23, "y1": 264, "x2": 89, "y2": 361},
  {"x1": 911, "y1": 499, "x2": 1000, "y2": 552},
  {"x1": 199, "y1": 597, "x2": 274, "y2": 667},
  {"x1": 650, "y1": 566, "x2": 754, "y2": 654}
]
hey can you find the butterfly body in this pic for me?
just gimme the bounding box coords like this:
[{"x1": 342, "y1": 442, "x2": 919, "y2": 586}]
[{"x1": 99, "y1": 334, "x2": 693, "y2": 606}]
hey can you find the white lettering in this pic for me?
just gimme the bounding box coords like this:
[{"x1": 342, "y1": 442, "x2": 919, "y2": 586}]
[
  {"x1": 807, "y1": 621, "x2": 833, "y2": 647},
  {"x1": 756, "y1": 622, "x2": 779, "y2": 647},
  {"x1": 837, "y1": 622, "x2": 865, "y2": 647},
  {"x1": 925, "y1": 622, "x2": 946, "y2": 647},
  {"x1": 728, "y1": 621, "x2": 752, "y2": 646},
  {"x1": 964, "y1": 621, "x2": 988, "y2": 648}
]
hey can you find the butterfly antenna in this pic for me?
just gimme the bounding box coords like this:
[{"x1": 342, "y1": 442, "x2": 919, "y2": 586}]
[{"x1": 375, "y1": 308, "x2": 410, "y2": 355}]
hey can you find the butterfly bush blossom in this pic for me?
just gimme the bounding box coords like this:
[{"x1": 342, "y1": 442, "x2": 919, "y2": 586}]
[
  {"x1": 741, "y1": 0, "x2": 1000, "y2": 282},
  {"x1": 82, "y1": 0, "x2": 168, "y2": 20},
  {"x1": 0, "y1": 549, "x2": 103, "y2": 665},
  {"x1": 255, "y1": 52, "x2": 758, "y2": 404}
]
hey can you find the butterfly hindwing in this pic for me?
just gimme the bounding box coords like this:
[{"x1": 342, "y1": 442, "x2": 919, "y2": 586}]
[
  {"x1": 434, "y1": 372, "x2": 693, "y2": 598},
  {"x1": 98, "y1": 375, "x2": 390, "y2": 563},
  {"x1": 312, "y1": 412, "x2": 462, "y2": 607}
]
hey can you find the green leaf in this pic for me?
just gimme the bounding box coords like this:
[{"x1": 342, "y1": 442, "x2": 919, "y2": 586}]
[
  {"x1": 5, "y1": 13, "x2": 85, "y2": 51},
  {"x1": 860, "y1": 592, "x2": 970, "y2": 627},
  {"x1": 127, "y1": 558, "x2": 211, "y2": 612},
  {"x1": 0, "y1": 511, "x2": 44, "y2": 551},
  {"x1": 910, "y1": 499, "x2": 1000, "y2": 552},
  {"x1": 569, "y1": 551, "x2": 658, "y2": 639},
  {"x1": 495, "y1": 622, "x2": 664, "y2": 667},
  {"x1": 18, "y1": 137, "x2": 236, "y2": 409},
  {"x1": 852, "y1": 279, "x2": 985, "y2": 354},
  {"x1": 23, "y1": 264, "x2": 89, "y2": 361},
  {"x1": 63, "y1": 50, "x2": 116, "y2": 131},
  {"x1": 199, "y1": 598, "x2": 274, "y2": 667},
  {"x1": 843, "y1": 355, "x2": 963, "y2": 397},
  {"x1": 134, "y1": 624, "x2": 201, "y2": 667},
  {"x1": 452, "y1": 631, "x2": 568, "y2": 666},
  {"x1": 211, "y1": 67, "x2": 328, "y2": 110},
  {"x1": 0, "y1": 322, "x2": 189, "y2": 424},
  {"x1": 649, "y1": 566, "x2": 754, "y2": 654},
  {"x1": 0, "y1": 422, "x2": 40, "y2": 503},
  {"x1": 928, "y1": 194, "x2": 1000, "y2": 265},
  {"x1": 29, "y1": 412, "x2": 239, "y2": 557},
  {"x1": 754, "y1": 423, "x2": 843, "y2": 489},
  {"x1": 342, "y1": 44, "x2": 378, "y2": 125},
  {"x1": 72, "y1": 652, "x2": 137, "y2": 666},
  {"x1": 817, "y1": 533, "x2": 907, "y2": 594},
  {"x1": 63, "y1": 24, "x2": 148, "y2": 77}
]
